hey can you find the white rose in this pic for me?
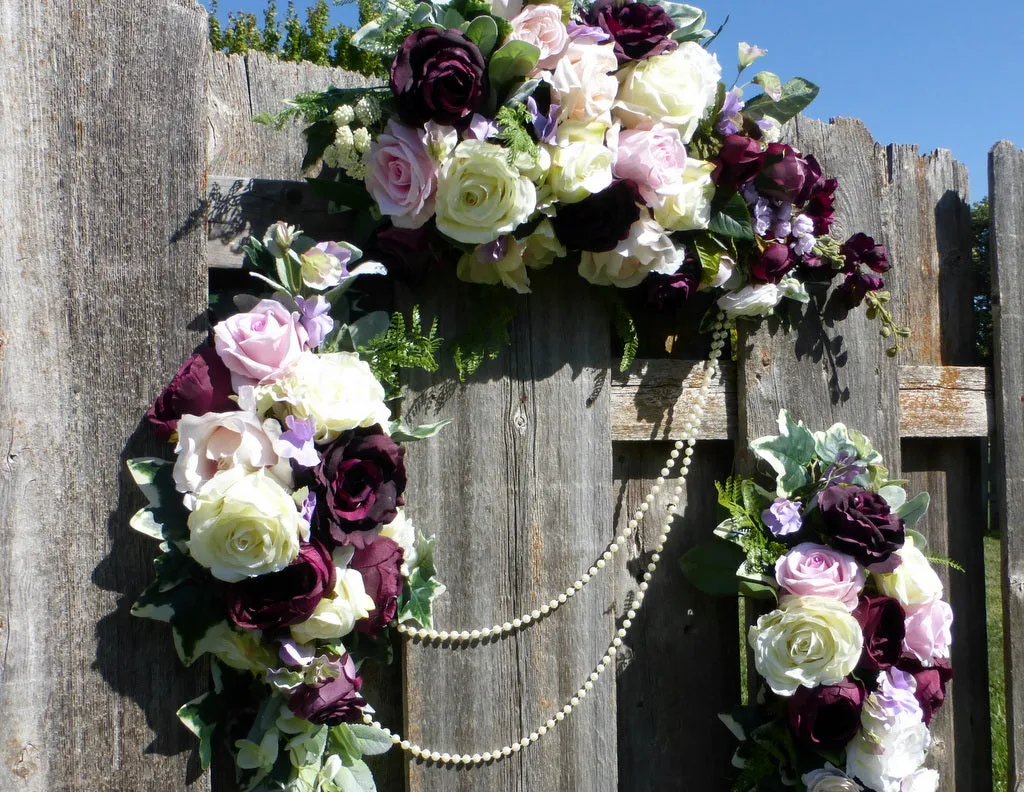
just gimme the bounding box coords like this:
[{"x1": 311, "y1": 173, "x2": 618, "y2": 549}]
[
  {"x1": 901, "y1": 769, "x2": 940, "y2": 792},
  {"x1": 615, "y1": 43, "x2": 722, "y2": 142},
  {"x1": 874, "y1": 535, "x2": 944, "y2": 607},
  {"x1": 173, "y1": 410, "x2": 290, "y2": 504},
  {"x1": 748, "y1": 595, "x2": 863, "y2": 696},
  {"x1": 802, "y1": 765, "x2": 863, "y2": 792},
  {"x1": 846, "y1": 709, "x2": 931, "y2": 792},
  {"x1": 653, "y1": 158, "x2": 716, "y2": 230},
  {"x1": 508, "y1": 4, "x2": 568, "y2": 70},
  {"x1": 717, "y1": 283, "x2": 782, "y2": 318},
  {"x1": 251, "y1": 351, "x2": 391, "y2": 444},
  {"x1": 548, "y1": 42, "x2": 619, "y2": 124},
  {"x1": 290, "y1": 567, "x2": 374, "y2": 644},
  {"x1": 187, "y1": 467, "x2": 307, "y2": 582},
  {"x1": 380, "y1": 508, "x2": 418, "y2": 576},
  {"x1": 578, "y1": 214, "x2": 681, "y2": 288},
  {"x1": 710, "y1": 255, "x2": 739, "y2": 288},
  {"x1": 457, "y1": 237, "x2": 531, "y2": 294},
  {"x1": 522, "y1": 219, "x2": 566, "y2": 269},
  {"x1": 547, "y1": 140, "x2": 614, "y2": 203},
  {"x1": 435, "y1": 141, "x2": 537, "y2": 244}
]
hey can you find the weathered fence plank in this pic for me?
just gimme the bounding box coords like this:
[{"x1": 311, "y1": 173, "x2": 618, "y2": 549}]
[
  {"x1": 884, "y1": 143, "x2": 990, "y2": 789},
  {"x1": 399, "y1": 270, "x2": 616, "y2": 792},
  {"x1": 991, "y1": 139, "x2": 1024, "y2": 792},
  {"x1": 0, "y1": 1, "x2": 210, "y2": 790}
]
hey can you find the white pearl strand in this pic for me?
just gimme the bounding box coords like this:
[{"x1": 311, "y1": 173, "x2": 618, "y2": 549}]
[
  {"x1": 394, "y1": 314, "x2": 730, "y2": 646},
  {"x1": 365, "y1": 315, "x2": 731, "y2": 766}
]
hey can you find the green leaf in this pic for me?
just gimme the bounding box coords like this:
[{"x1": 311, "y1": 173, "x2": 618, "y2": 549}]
[
  {"x1": 878, "y1": 484, "x2": 907, "y2": 511},
  {"x1": 749, "y1": 410, "x2": 816, "y2": 496},
  {"x1": 178, "y1": 692, "x2": 223, "y2": 771},
  {"x1": 897, "y1": 491, "x2": 930, "y2": 527},
  {"x1": 693, "y1": 234, "x2": 725, "y2": 287},
  {"x1": 752, "y1": 71, "x2": 782, "y2": 101},
  {"x1": 464, "y1": 14, "x2": 498, "y2": 57},
  {"x1": 738, "y1": 578, "x2": 779, "y2": 602},
  {"x1": 605, "y1": 291, "x2": 639, "y2": 372},
  {"x1": 387, "y1": 419, "x2": 453, "y2": 443},
  {"x1": 743, "y1": 77, "x2": 820, "y2": 125},
  {"x1": 398, "y1": 566, "x2": 447, "y2": 628},
  {"x1": 450, "y1": 292, "x2": 515, "y2": 382},
  {"x1": 707, "y1": 191, "x2": 755, "y2": 241},
  {"x1": 328, "y1": 725, "x2": 362, "y2": 765},
  {"x1": 347, "y1": 723, "x2": 393, "y2": 756},
  {"x1": 333, "y1": 759, "x2": 377, "y2": 792},
  {"x1": 488, "y1": 40, "x2": 540, "y2": 97},
  {"x1": 679, "y1": 537, "x2": 746, "y2": 596}
]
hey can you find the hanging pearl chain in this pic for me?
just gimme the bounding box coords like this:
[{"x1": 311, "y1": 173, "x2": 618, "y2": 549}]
[{"x1": 366, "y1": 315, "x2": 731, "y2": 766}]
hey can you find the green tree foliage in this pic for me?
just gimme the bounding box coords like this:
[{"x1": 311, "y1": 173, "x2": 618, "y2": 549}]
[{"x1": 971, "y1": 198, "x2": 992, "y2": 366}]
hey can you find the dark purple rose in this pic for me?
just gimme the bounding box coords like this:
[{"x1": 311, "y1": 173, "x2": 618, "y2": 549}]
[
  {"x1": 787, "y1": 679, "x2": 865, "y2": 750},
  {"x1": 898, "y1": 656, "x2": 953, "y2": 726},
  {"x1": 224, "y1": 540, "x2": 335, "y2": 631},
  {"x1": 350, "y1": 536, "x2": 404, "y2": 636},
  {"x1": 389, "y1": 27, "x2": 488, "y2": 126},
  {"x1": 805, "y1": 177, "x2": 838, "y2": 235},
  {"x1": 145, "y1": 345, "x2": 237, "y2": 441},
  {"x1": 303, "y1": 427, "x2": 407, "y2": 549},
  {"x1": 288, "y1": 654, "x2": 366, "y2": 725},
  {"x1": 712, "y1": 135, "x2": 765, "y2": 191},
  {"x1": 841, "y1": 233, "x2": 890, "y2": 274},
  {"x1": 588, "y1": 0, "x2": 678, "y2": 63},
  {"x1": 644, "y1": 258, "x2": 701, "y2": 311},
  {"x1": 551, "y1": 180, "x2": 641, "y2": 252},
  {"x1": 853, "y1": 595, "x2": 906, "y2": 671},
  {"x1": 372, "y1": 224, "x2": 436, "y2": 285},
  {"x1": 819, "y1": 485, "x2": 906, "y2": 568},
  {"x1": 756, "y1": 144, "x2": 822, "y2": 205},
  {"x1": 750, "y1": 243, "x2": 796, "y2": 284},
  {"x1": 838, "y1": 270, "x2": 885, "y2": 306}
]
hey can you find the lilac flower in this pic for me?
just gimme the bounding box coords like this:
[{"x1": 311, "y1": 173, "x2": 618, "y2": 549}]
[
  {"x1": 299, "y1": 487, "x2": 318, "y2": 523},
  {"x1": 770, "y1": 201, "x2": 793, "y2": 240},
  {"x1": 822, "y1": 451, "x2": 868, "y2": 485},
  {"x1": 566, "y1": 21, "x2": 611, "y2": 44},
  {"x1": 876, "y1": 667, "x2": 923, "y2": 720},
  {"x1": 716, "y1": 88, "x2": 745, "y2": 136},
  {"x1": 465, "y1": 113, "x2": 499, "y2": 141},
  {"x1": 526, "y1": 96, "x2": 559, "y2": 144},
  {"x1": 295, "y1": 295, "x2": 334, "y2": 350},
  {"x1": 762, "y1": 498, "x2": 803, "y2": 536},
  {"x1": 791, "y1": 213, "x2": 816, "y2": 257},
  {"x1": 752, "y1": 198, "x2": 773, "y2": 237},
  {"x1": 281, "y1": 415, "x2": 321, "y2": 468}
]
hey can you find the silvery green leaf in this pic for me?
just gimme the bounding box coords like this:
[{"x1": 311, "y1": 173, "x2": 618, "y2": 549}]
[
  {"x1": 464, "y1": 14, "x2": 498, "y2": 57},
  {"x1": 323, "y1": 261, "x2": 388, "y2": 301},
  {"x1": 504, "y1": 78, "x2": 542, "y2": 108},
  {"x1": 878, "y1": 485, "x2": 907, "y2": 511},
  {"x1": 349, "y1": 311, "x2": 391, "y2": 349},
  {"x1": 348, "y1": 723, "x2": 393, "y2": 756},
  {"x1": 813, "y1": 422, "x2": 856, "y2": 465},
  {"x1": 753, "y1": 71, "x2": 782, "y2": 100},
  {"x1": 488, "y1": 40, "x2": 540, "y2": 95},
  {"x1": 906, "y1": 528, "x2": 928, "y2": 550},
  {"x1": 328, "y1": 725, "x2": 362, "y2": 765},
  {"x1": 749, "y1": 410, "x2": 815, "y2": 496},
  {"x1": 410, "y1": 2, "x2": 433, "y2": 24},
  {"x1": 235, "y1": 293, "x2": 264, "y2": 312},
  {"x1": 334, "y1": 759, "x2": 377, "y2": 792},
  {"x1": 897, "y1": 492, "x2": 931, "y2": 527},
  {"x1": 719, "y1": 713, "x2": 746, "y2": 741},
  {"x1": 388, "y1": 419, "x2": 453, "y2": 443},
  {"x1": 442, "y1": 7, "x2": 465, "y2": 28},
  {"x1": 287, "y1": 725, "x2": 328, "y2": 768},
  {"x1": 778, "y1": 274, "x2": 810, "y2": 304}
]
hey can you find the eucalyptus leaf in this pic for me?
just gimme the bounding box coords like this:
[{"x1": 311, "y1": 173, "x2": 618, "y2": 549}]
[
  {"x1": 442, "y1": 7, "x2": 466, "y2": 29},
  {"x1": 897, "y1": 491, "x2": 931, "y2": 527},
  {"x1": 679, "y1": 536, "x2": 746, "y2": 596},
  {"x1": 906, "y1": 528, "x2": 928, "y2": 551},
  {"x1": 464, "y1": 14, "x2": 498, "y2": 57},
  {"x1": 878, "y1": 485, "x2": 907, "y2": 511},
  {"x1": 388, "y1": 419, "x2": 453, "y2": 443},
  {"x1": 348, "y1": 723, "x2": 393, "y2": 756},
  {"x1": 707, "y1": 191, "x2": 755, "y2": 241},
  {"x1": 749, "y1": 410, "x2": 816, "y2": 496},
  {"x1": 488, "y1": 40, "x2": 540, "y2": 96}
]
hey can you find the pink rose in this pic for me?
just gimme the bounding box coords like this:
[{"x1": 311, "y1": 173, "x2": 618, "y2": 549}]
[
  {"x1": 774, "y1": 542, "x2": 865, "y2": 610},
  {"x1": 613, "y1": 123, "x2": 688, "y2": 207},
  {"x1": 213, "y1": 299, "x2": 307, "y2": 388},
  {"x1": 509, "y1": 4, "x2": 569, "y2": 70},
  {"x1": 364, "y1": 120, "x2": 437, "y2": 229},
  {"x1": 903, "y1": 598, "x2": 953, "y2": 665}
]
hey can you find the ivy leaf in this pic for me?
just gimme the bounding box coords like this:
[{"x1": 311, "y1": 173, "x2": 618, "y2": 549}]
[
  {"x1": 464, "y1": 14, "x2": 498, "y2": 57},
  {"x1": 488, "y1": 40, "x2": 540, "y2": 97},
  {"x1": 743, "y1": 77, "x2": 820, "y2": 125},
  {"x1": 398, "y1": 567, "x2": 446, "y2": 629},
  {"x1": 177, "y1": 692, "x2": 224, "y2": 771},
  {"x1": 813, "y1": 422, "x2": 858, "y2": 465},
  {"x1": 749, "y1": 410, "x2": 816, "y2": 496},
  {"x1": 707, "y1": 191, "x2": 755, "y2": 241},
  {"x1": 679, "y1": 536, "x2": 746, "y2": 596},
  {"x1": 897, "y1": 491, "x2": 930, "y2": 527},
  {"x1": 347, "y1": 723, "x2": 393, "y2": 756}
]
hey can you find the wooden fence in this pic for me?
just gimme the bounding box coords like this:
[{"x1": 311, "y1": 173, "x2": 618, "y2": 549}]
[{"x1": 1, "y1": 2, "x2": 1023, "y2": 790}]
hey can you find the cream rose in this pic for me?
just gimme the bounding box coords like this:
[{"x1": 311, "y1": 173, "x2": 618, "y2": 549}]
[
  {"x1": 435, "y1": 141, "x2": 536, "y2": 244},
  {"x1": 578, "y1": 214, "x2": 682, "y2": 288},
  {"x1": 547, "y1": 139, "x2": 614, "y2": 203},
  {"x1": 457, "y1": 237, "x2": 531, "y2": 293},
  {"x1": 874, "y1": 535, "x2": 944, "y2": 607},
  {"x1": 653, "y1": 158, "x2": 716, "y2": 231},
  {"x1": 186, "y1": 467, "x2": 307, "y2": 583},
  {"x1": 846, "y1": 686, "x2": 931, "y2": 792},
  {"x1": 522, "y1": 219, "x2": 566, "y2": 269},
  {"x1": 548, "y1": 41, "x2": 619, "y2": 124},
  {"x1": 802, "y1": 765, "x2": 863, "y2": 792},
  {"x1": 749, "y1": 595, "x2": 863, "y2": 696},
  {"x1": 901, "y1": 769, "x2": 940, "y2": 792},
  {"x1": 380, "y1": 508, "x2": 418, "y2": 576},
  {"x1": 717, "y1": 283, "x2": 783, "y2": 318},
  {"x1": 290, "y1": 566, "x2": 375, "y2": 644},
  {"x1": 508, "y1": 4, "x2": 568, "y2": 70},
  {"x1": 615, "y1": 42, "x2": 722, "y2": 142}
]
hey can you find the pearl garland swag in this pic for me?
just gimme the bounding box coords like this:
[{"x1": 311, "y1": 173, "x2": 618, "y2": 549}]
[{"x1": 367, "y1": 315, "x2": 733, "y2": 766}]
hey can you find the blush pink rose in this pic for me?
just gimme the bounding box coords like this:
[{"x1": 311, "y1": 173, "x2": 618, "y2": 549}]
[
  {"x1": 612, "y1": 123, "x2": 688, "y2": 207},
  {"x1": 774, "y1": 542, "x2": 865, "y2": 610},
  {"x1": 509, "y1": 4, "x2": 569, "y2": 70},
  {"x1": 903, "y1": 598, "x2": 953, "y2": 665},
  {"x1": 364, "y1": 120, "x2": 438, "y2": 229},
  {"x1": 213, "y1": 299, "x2": 307, "y2": 389}
]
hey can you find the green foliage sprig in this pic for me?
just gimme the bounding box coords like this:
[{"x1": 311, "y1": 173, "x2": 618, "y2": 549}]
[{"x1": 359, "y1": 308, "x2": 443, "y2": 397}]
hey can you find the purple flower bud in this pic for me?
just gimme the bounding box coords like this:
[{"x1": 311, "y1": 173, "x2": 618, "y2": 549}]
[
  {"x1": 280, "y1": 415, "x2": 320, "y2": 469},
  {"x1": 762, "y1": 498, "x2": 803, "y2": 536},
  {"x1": 295, "y1": 295, "x2": 334, "y2": 350},
  {"x1": 466, "y1": 113, "x2": 499, "y2": 141},
  {"x1": 566, "y1": 21, "x2": 612, "y2": 44}
]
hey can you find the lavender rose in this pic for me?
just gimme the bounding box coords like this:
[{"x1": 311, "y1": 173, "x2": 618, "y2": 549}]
[
  {"x1": 389, "y1": 27, "x2": 488, "y2": 127},
  {"x1": 818, "y1": 484, "x2": 905, "y2": 568},
  {"x1": 303, "y1": 427, "x2": 407, "y2": 548},
  {"x1": 786, "y1": 679, "x2": 865, "y2": 750},
  {"x1": 288, "y1": 654, "x2": 366, "y2": 725},
  {"x1": 612, "y1": 123, "x2": 689, "y2": 207},
  {"x1": 145, "y1": 345, "x2": 237, "y2": 441},
  {"x1": 775, "y1": 543, "x2": 864, "y2": 609},
  {"x1": 902, "y1": 598, "x2": 953, "y2": 666},
  {"x1": 853, "y1": 595, "x2": 906, "y2": 671},
  {"x1": 213, "y1": 299, "x2": 307, "y2": 389},
  {"x1": 225, "y1": 539, "x2": 336, "y2": 631},
  {"x1": 350, "y1": 536, "x2": 404, "y2": 636},
  {"x1": 552, "y1": 180, "x2": 641, "y2": 252},
  {"x1": 365, "y1": 120, "x2": 438, "y2": 229},
  {"x1": 588, "y1": 0, "x2": 678, "y2": 64}
]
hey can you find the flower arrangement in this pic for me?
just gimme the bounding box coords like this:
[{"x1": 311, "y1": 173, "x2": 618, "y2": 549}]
[
  {"x1": 130, "y1": 225, "x2": 447, "y2": 791},
  {"x1": 682, "y1": 411, "x2": 953, "y2": 792},
  {"x1": 259, "y1": 0, "x2": 908, "y2": 378}
]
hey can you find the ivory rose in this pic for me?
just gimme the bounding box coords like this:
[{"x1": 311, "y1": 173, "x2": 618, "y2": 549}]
[
  {"x1": 612, "y1": 123, "x2": 688, "y2": 206},
  {"x1": 717, "y1": 283, "x2": 782, "y2": 318},
  {"x1": 653, "y1": 158, "x2": 716, "y2": 231},
  {"x1": 548, "y1": 41, "x2": 619, "y2": 124},
  {"x1": 364, "y1": 120, "x2": 438, "y2": 229},
  {"x1": 214, "y1": 299, "x2": 307, "y2": 388},
  {"x1": 874, "y1": 534, "x2": 944, "y2": 607},
  {"x1": 290, "y1": 563, "x2": 375, "y2": 644},
  {"x1": 578, "y1": 213, "x2": 681, "y2": 288},
  {"x1": 775, "y1": 543, "x2": 865, "y2": 610},
  {"x1": 508, "y1": 4, "x2": 568, "y2": 70}
]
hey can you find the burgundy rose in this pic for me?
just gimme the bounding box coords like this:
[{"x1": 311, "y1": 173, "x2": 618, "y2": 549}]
[
  {"x1": 552, "y1": 180, "x2": 641, "y2": 252},
  {"x1": 712, "y1": 134, "x2": 765, "y2": 191},
  {"x1": 350, "y1": 536, "x2": 404, "y2": 636},
  {"x1": 372, "y1": 224, "x2": 436, "y2": 285},
  {"x1": 389, "y1": 27, "x2": 488, "y2": 126},
  {"x1": 805, "y1": 177, "x2": 838, "y2": 235},
  {"x1": 838, "y1": 270, "x2": 885, "y2": 306},
  {"x1": 841, "y1": 233, "x2": 890, "y2": 274},
  {"x1": 756, "y1": 144, "x2": 822, "y2": 205},
  {"x1": 819, "y1": 485, "x2": 905, "y2": 568},
  {"x1": 787, "y1": 679, "x2": 865, "y2": 750},
  {"x1": 644, "y1": 259, "x2": 701, "y2": 311},
  {"x1": 224, "y1": 540, "x2": 335, "y2": 631},
  {"x1": 750, "y1": 243, "x2": 796, "y2": 284},
  {"x1": 588, "y1": 0, "x2": 678, "y2": 64},
  {"x1": 853, "y1": 595, "x2": 906, "y2": 671},
  {"x1": 303, "y1": 427, "x2": 407, "y2": 548},
  {"x1": 288, "y1": 654, "x2": 366, "y2": 725},
  {"x1": 898, "y1": 656, "x2": 953, "y2": 726},
  {"x1": 145, "y1": 345, "x2": 236, "y2": 441}
]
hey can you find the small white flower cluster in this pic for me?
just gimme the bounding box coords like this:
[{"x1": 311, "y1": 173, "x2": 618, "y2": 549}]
[{"x1": 323, "y1": 97, "x2": 381, "y2": 179}]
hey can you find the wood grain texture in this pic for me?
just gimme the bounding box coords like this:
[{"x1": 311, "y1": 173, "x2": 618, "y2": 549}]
[
  {"x1": 0, "y1": 1, "x2": 210, "y2": 790},
  {"x1": 399, "y1": 268, "x2": 616, "y2": 792},
  {"x1": 883, "y1": 142, "x2": 990, "y2": 790},
  {"x1": 991, "y1": 139, "x2": 1024, "y2": 792}
]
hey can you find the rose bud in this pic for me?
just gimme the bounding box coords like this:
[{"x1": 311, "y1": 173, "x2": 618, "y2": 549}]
[
  {"x1": 750, "y1": 243, "x2": 796, "y2": 284},
  {"x1": 389, "y1": 27, "x2": 488, "y2": 126},
  {"x1": 787, "y1": 679, "x2": 866, "y2": 750},
  {"x1": 756, "y1": 144, "x2": 822, "y2": 205},
  {"x1": 588, "y1": 0, "x2": 678, "y2": 64},
  {"x1": 838, "y1": 270, "x2": 885, "y2": 306},
  {"x1": 145, "y1": 345, "x2": 237, "y2": 442},
  {"x1": 712, "y1": 134, "x2": 765, "y2": 191},
  {"x1": 551, "y1": 180, "x2": 641, "y2": 252},
  {"x1": 818, "y1": 484, "x2": 905, "y2": 568},
  {"x1": 288, "y1": 654, "x2": 366, "y2": 725},
  {"x1": 898, "y1": 656, "x2": 953, "y2": 726},
  {"x1": 804, "y1": 177, "x2": 838, "y2": 235},
  {"x1": 841, "y1": 232, "x2": 890, "y2": 273},
  {"x1": 853, "y1": 595, "x2": 907, "y2": 671},
  {"x1": 350, "y1": 536, "x2": 404, "y2": 637}
]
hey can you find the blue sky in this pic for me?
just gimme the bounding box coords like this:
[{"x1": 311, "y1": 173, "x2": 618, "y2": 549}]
[{"x1": 214, "y1": 0, "x2": 1022, "y2": 199}]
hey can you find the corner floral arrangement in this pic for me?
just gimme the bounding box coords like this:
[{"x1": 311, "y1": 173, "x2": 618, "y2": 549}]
[
  {"x1": 259, "y1": 0, "x2": 907, "y2": 378},
  {"x1": 130, "y1": 226, "x2": 447, "y2": 791},
  {"x1": 682, "y1": 411, "x2": 954, "y2": 792}
]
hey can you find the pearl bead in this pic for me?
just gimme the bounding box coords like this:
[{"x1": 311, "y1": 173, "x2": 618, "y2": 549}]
[
  {"x1": 546, "y1": 718, "x2": 556, "y2": 729},
  {"x1": 511, "y1": 743, "x2": 521, "y2": 753},
  {"x1": 519, "y1": 738, "x2": 530, "y2": 749},
  {"x1": 502, "y1": 747, "x2": 512, "y2": 757},
  {"x1": 460, "y1": 630, "x2": 470, "y2": 641},
  {"x1": 471, "y1": 629, "x2": 481, "y2": 640},
  {"x1": 581, "y1": 572, "x2": 591, "y2": 583},
  {"x1": 612, "y1": 637, "x2": 622, "y2": 647},
  {"x1": 622, "y1": 619, "x2": 632, "y2": 629},
  {"x1": 538, "y1": 725, "x2": 548, "y2": 735},
  {"x1": 531, "y1": 609, "x2": 541, "y2": 619},
  {"x1": 513, "y1": 618, "x2": 522, "y2": 628},
  {"x1": 639, "y1": 581, "x2": 649, "y2": 591},
  {"x1": 502, "y1": 621, "x2": 512, "y2": 632},
  {"x1": 577, "y1": 687, "x2": 588, "y2": 699},
  {"x1": 548, "y1": 599, "x2": 558, "y2": 610},
  {"x1": 439, "y1": 631, "x2": 450, "y2": 641},
  {"x1": 628, "y1": 518, "x2": 639, "y2": 529},
  {"x1": 441, "y1": 753, "x2": 451, "y2": 763},
  {"x1": 431, "y1": 751, "x2": 441, "y2": 762},
  {"x1": 617, "y1": 628, "x2": 627, "y2": 638},
  {"x1": 555, "y1": 711, "x2": 565, "y2": 721},
  {"x1": 570, "y1": 697, "x2": 580, "y2": 706},
  {"x1": 573, "y1": 580, "x2": 584, "y2": 590},
  {"x1": 558, "y1": 593, "x2": 567, "y2": 603},
  {"x1": 563, "y1": 704, "x2": 573, "y2": 714},
  {"x1": 401, "y1": 740, "x2": 410, "y2": 750},
  {"x1": 472, "y1": 753, "x2": 482, "y2": 763},
  {"x1": 482, "y1": 751, "x2": 492, "y2": 762},
  {"x1": 522, "y1": 614, "x2": 532, "y2": 624},
  {"x1": 529, "y1": 732, "x2": 539, "y2": 743},
  {"x1": 596, "y1": 663, "x2": 605, "y2": 673},
  {"x1": 584, "y1": 680, "x2": 593, "y2": 691}
]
